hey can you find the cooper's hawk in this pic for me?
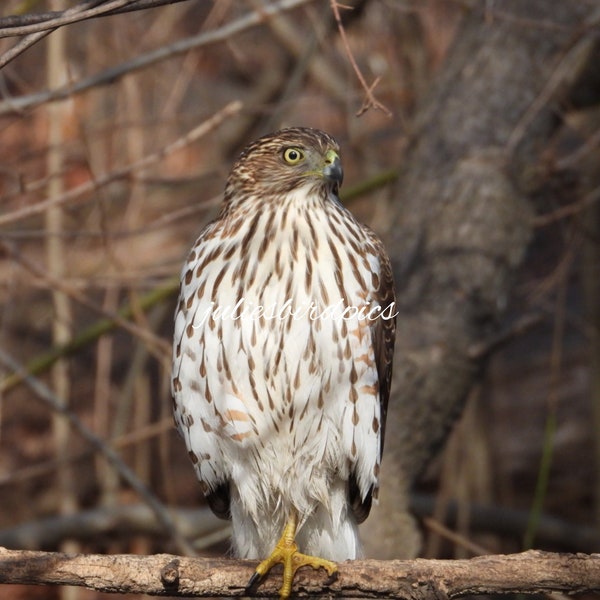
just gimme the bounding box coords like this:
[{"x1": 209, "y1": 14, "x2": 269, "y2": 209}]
[{"x1": 172, "y1": 127, "x2": 396, "y2": 598}]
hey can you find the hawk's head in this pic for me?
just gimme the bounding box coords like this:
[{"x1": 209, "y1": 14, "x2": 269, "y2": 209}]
[{"x1": 224, "y1": 127, "x2": 343, "y2": 206}]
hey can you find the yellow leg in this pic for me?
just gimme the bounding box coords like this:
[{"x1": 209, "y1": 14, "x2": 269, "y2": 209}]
[{"x1": 247, "y1": 512, "x2": 338, "y2": 599}]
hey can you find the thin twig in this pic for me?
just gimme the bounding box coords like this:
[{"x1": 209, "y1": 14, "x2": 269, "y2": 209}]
[
  {"x1": 0, "y1": 1, "x2": 191, "y2": 30},
  {"x1": 328, "y1": 0, "x2": 391, "y2": 117},
  {"x1": 0, "y1": 349, "x2": 196, "y2": 557},
  {"x1": 556, "y1": 126, "x2": 600, "y2": 170},
  {"x1": 1, "y1": 240, "x2": 170, "y2": 357},
  {"x1": 0, "y1": 273, "x2": 179, "y2": 395},
  {"x1": 504, "y1": 29, "x2": 595, "y2": 156},
  {"x1": 423, "y1": 516, "x2": 490, "y2": 557},
  {"x1": 0, "y1": 100, "x2": 242, "y2": 227},
  {"x1": 532, "y1": 184, "x2": 600, "y2": 227},
  {"x1": 524, "y1": 234, "x2": 574, "y2": 550},
  {"x1": 0, "y1": 418, "x2": 174, "y2": 487},
  {"x1": 0, "y1": 504, "x2": 227, "y2": 551},
  {"x1": 467, "y1": 313, "x2": 545, "y2": 360},
  {"x1": 0, "y1": 29, "x2": 52, "y2": 68},
  {"x1": 0, "y1": 0, "x2": 313, "y2": 115},
  {"x1": 0, "y1": 0, "x2": 137, "y2": 38},
  {"x1": 410, "y1": 493, "x2": 600, "y2": 553},
  {"x1": 0, "y1": 1, "x2": 142, "y2": 70},
  {"x1": 0, "y1": 1, "x2": 195, "y2": 69}
]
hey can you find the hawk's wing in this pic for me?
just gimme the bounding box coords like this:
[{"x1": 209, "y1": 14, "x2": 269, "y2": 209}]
[{"x1": 349, "y1": 229, "x2": 396, "y2": 523}]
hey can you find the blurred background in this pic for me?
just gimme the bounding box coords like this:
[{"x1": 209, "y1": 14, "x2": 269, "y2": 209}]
[{"x1": 0, "y1": 1, "x2": 599, "y2": 598}]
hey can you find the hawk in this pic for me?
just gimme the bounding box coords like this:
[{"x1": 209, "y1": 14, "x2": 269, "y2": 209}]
[{"x1": 171, "y1": 127, "x2": 395, "y2": 598}]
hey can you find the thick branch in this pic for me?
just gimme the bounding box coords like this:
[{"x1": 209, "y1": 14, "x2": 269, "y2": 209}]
[{"x1": 0, "y1": 548, "x2": 599, "y2": 597}]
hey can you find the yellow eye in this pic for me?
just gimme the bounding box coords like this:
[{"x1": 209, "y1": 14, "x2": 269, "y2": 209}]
[{"x1": 283, "y1": 148, "x2": 305, "y2": 164}]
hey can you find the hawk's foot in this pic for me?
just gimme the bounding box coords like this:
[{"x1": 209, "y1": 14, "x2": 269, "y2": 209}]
[{"x1": 246, "y1": 515, "x2": 337, "y2": 599}]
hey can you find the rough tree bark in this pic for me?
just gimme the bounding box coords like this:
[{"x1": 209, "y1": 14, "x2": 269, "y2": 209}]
[
  {"x1": 1, "y1": 547, "x2": 599, "y2": 597},
  {"x1": 365, "y1": 0, "x2": 597, "y2": 558}
]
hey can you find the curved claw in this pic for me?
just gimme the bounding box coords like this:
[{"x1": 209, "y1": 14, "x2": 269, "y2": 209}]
[{"x1": 246, "y1": 514, "x2": 338, "y2": 599}]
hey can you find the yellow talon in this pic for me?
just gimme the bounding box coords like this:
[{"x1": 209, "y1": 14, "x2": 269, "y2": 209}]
[{"x1": 247, "y1": 513, "x2": 338, "y2": 599}]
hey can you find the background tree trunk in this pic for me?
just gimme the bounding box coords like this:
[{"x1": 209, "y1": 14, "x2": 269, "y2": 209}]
[{"x1": 365, "y1": 0, "x2": 596, "y2": 559}]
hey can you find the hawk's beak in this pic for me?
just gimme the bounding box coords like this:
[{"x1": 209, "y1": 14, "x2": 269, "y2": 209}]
[{"x1": 323, "y1": 150, "x2": 343, "y2": 187}]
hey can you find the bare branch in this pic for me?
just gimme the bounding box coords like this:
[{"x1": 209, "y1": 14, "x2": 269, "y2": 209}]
[
  {"x1": 504, "y1": 28, "x2": 596, "y2": 156},
  {"x1": 0, "y1": 1, "x2": 191, "y2": 37},
  {"x1": 0, "y1": 29, "x2": 52, "y2": 67},
  {"x1": 0, "y1": 419, "x2": 174, "y2": 487},
  {"x1": 329, "y1": 0, "x2": 391, "y2": 117},
  {"x1": 1, "y1": 240, "x2": 170, "y2": 357},
  {"x1": 0, "y1": 1, "x2": 146, "y2": 68},
  {"x1": 0, "y1": 0, "x2": 140, "y2": 38},
  {"x1": 0, "y1": 350, "x2": 195, "y2": 557},
  {"x1": 0, "y1": 275, "x2": 179, "y2": 395},
  {"x1": 0, "y1": 100, "x2": 242, "y2": 228},
  {"x1": 532, "y1": 184, "x2": 600, "y2": 227},
  {"x1": 0, "y1": 1, "x2": 191, "y2": 66},
  {"x1": 0, "y1": 548, "x2": 599, "y2": 597},
  {"x1": 0, "y1": 0, "x2": 314, "y2": 113},
  {"x1": 0, "y1": 505, "x2": 227, "y2": 551},
  {"x1": 1, "y1": 496, "x2": 597, "y2": 555}
]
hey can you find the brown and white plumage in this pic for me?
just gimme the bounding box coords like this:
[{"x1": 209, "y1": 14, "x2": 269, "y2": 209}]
[{"x1": 171, "y1": 127, "x2": 395, "y2": 594}]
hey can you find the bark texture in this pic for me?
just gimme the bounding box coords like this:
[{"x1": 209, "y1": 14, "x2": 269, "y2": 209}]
[
  {"x1": 1, "y1": 547, "x2": 599, "y2": 598},
  {"x1": 365, "y1": 0, "x2": 596, "y2": 559}
]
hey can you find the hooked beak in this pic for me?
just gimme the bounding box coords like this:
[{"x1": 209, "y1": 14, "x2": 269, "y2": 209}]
[{"x1": 323, "y1": 149, "x2": 343, "y2": 188}]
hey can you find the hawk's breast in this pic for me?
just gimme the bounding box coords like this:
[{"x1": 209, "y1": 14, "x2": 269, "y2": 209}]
[{"x1": 172, "y1": 188, "x2": 384, "y2": 516}]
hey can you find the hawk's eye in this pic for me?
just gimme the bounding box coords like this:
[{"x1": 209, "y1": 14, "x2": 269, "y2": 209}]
[{"x1": 283, "y1": 148, "x2": 305, "y2": 165}]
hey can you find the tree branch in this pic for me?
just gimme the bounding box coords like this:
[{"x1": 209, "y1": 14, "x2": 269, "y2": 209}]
[
  {"x1": 0, "y1": 496, "x2": 597, "y2": 554},
  {"x1": 0, "y1": 0, "x2": 314, "y2": 109},
  {"x1": 328, "y1": 0, "x2": 391, "y2": 117},
  {"x1": 0, "y1": 349, "x2": 195, "y2": 557},
  {"x1": 0, "y1": 1, "x2": 197, "y2": 68},
  {"x1": 0, "y1": 0, "x2": 142, "y2": 38},
  {"x1": 0, "y1": 548, "x2": 598, "y2": 597},
  {"x1": 0, "y1": 100, "x2": 242, "y2": 228},
  {"x1": 0, "y1": 505, "x2": 227, "y2": 552},
  {"x1": 0, "y1": 0, "x2": 190, "y2": 35}
]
